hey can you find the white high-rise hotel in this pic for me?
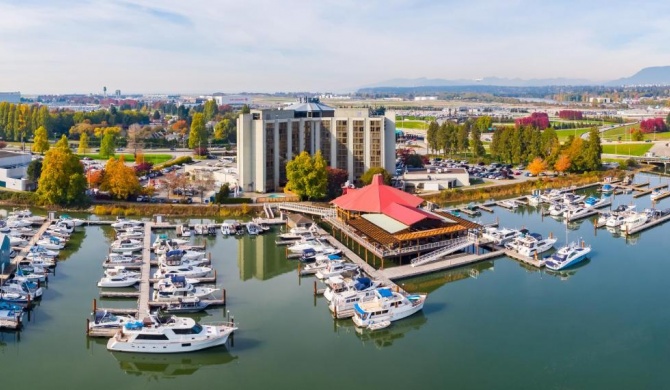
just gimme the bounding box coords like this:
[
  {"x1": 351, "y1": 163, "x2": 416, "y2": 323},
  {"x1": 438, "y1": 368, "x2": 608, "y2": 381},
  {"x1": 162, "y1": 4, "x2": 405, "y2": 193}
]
[{"x1": 237, "y1": 100, "x2": 396, "y2": 193}]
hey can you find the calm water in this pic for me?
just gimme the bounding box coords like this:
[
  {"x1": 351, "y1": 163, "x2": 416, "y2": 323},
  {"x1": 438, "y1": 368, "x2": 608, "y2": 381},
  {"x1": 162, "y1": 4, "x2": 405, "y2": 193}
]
[{"x1": 2, "y1": 172, "x2": 670, "y2": 389}]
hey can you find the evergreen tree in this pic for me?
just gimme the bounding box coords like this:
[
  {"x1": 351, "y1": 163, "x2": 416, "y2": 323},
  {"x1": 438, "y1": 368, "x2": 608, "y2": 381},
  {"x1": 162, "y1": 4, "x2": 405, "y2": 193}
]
[
  {"x1": 469, "y1": 125, "x2": 486, "y2": 158},
  {"x1": 78, "y1": 132, "x2": 89, "y2": 154},
  {"x1": 457, "y1": 125, "x2": 469, "y2": 154},
  {"x1": 100, "y1": 132, "x2": 116, "y2": 158},
  {"x1": 203, "y1": 100, "x2": 218, "y2": 122},
  {"x1": 582, "y1": 127, "x2": 602, "y2": 171},
  {"x1": 426, "y1": 121, "x2": 439, "y2": 154}
]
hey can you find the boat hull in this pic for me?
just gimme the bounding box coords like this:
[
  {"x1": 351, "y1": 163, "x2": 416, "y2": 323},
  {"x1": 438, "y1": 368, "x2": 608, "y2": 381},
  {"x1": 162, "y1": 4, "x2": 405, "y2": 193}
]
[{"x1": 106, "y1": 330, "x2": 232, "y2": 354}]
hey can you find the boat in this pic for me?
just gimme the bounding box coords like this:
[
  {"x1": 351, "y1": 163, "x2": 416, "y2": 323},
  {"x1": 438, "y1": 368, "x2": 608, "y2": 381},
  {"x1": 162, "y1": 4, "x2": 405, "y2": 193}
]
[
  {"x1": 14, "y1": 265, "x2": 48, "y2": 282},
  {"x1": 2, "y1": 279, "x2": 43, "y2": 300},
  {"x1": 499, "y1": 200, "x2": 518, "y2": 209},
  {"x1": 0, "y1": 308, "x2": 24, "y2": 330},
  {"x1": 48, "y1": 221, "x2": 74, "y2": 234},
  {"x1": 564, "y1": 205, "x2": 591, "y2": 220},
  {"x1": 154, "y1": 265, "x2": 212, "y2": 279},
  {"x1": 583, "y1": 196, "x2": 610, "y2": 208},
  {"x1": 152, "y1": 235, "x2": 189, "y2": 251},
  {"x1": 22, "y1": 255, "x2": 56, "y2": 268},
  {"x1": 110, "y1": 239, "x2": 143, "y2": 253},
  {"x1": 8, "y1": 236, "x2": 28, "y2": 247},
  {"x1": 287, "y1": 238, "x2": 331, "y2": 254},
  {"x1": 0, "y1": 302, "x2": 24, "y2": 312},
  {"x1": 543, "y1": 241, "x2": 591, "y2": 271},
  {"x1": 178, "y1": 224, "x2": 191, "y2": 237},
  {"x1": 299, "y1": 247, "x2": 341, "y2": 262},
  {"x1": 152, "y1": 276, "x2": 218, "y2": 301},
  {"x1": 367, "y1": 320, "x2": 391, "y2": 331},
  {"x1": 35, "y1": 236, "x2": 65, "y2": 250},
  {"x1": 601, "y1": 183, "x2": 614, "y2": 193},
  {"x1": 352, "y1": 288, "x2": 427, "y2": 328},
  {"x1": 540, "y1": 189, "x2": 562, "y2": 203},
  {"x1": 220, "y1": 220, "x2": 241, "y2": 236},
  {"x1": 484, "y1": 227, "x2": 522, "y2": 246},
  {"x1": 548, "y1": 203, "x2": 566, "y2": 217},
  {"x1": 328, "y1": 278, "x2": 384, "y2": 318},
  {"x1": 162, "y1": 297, "x2": 211, "y2": 313},
  {"x1": 117, "y1": 228, "x2": 144, "y2": 240},
  {"x1": 299, "y1": 254, "x2": 343, "y2": 275},
  {"x1": 279, "y1": 225, "x2": 318, "y2": 240},
  {"x1": 505, "y1": 232, "x2": 557, "y2": 258},
  {"x1": 0, "y1": 290, "x2": 30, "y2": 304},
  {"x1": 111, "y1": 218, "x2": 143, "y2": 229},
  {"x1": 58, "y1": 214, "x2": 85, "y2": 227},
  {"x1": 651, "y1": 188, "x2": 669, "y2": 202},
  {"x1": 106, "y1": 312, "x2": 237, "y2": 353},
  {"x1": 104, "y1": 253, "x2": 143, "y2": 267},
  {"x1": 246, "y1": 222, "x2": 262, "y2": 236},
  {"x1": 527, "y1": 190, "x2": 542, "y2": 206},
  {"x1": 97, "y1": 274, "x2": 141, "y2": 288},
  {"x1": 104, "y1": 266, "x2": 141, "y2": 279},
  {"x1": 89, "y1": 310, "x2": 135, "y2": 330},
  {"x1": 315, "y1": 261, "x2": 359, "y2": 280},
  {"x1": 605, "y1": 214, "x2": 627, "y2": 228},
  {"x1": 621, "y1": 212, "x2": 649, "y2": 233},
  {"x1": 562, "y1": 193, "x2": 585, "y2": 205}
]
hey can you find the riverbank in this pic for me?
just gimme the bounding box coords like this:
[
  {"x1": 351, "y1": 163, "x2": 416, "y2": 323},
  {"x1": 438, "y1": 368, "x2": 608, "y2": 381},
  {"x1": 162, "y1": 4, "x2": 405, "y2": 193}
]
[{"x1": 421, "y1": 170, "x2": 627, "y2": 205}]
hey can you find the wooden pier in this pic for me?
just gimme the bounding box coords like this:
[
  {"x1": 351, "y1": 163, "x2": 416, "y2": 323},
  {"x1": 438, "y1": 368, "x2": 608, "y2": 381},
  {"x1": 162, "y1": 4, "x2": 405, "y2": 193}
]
[
  {"x1": 99, "y1": 290, "x2": 141, "y2": 299},
  {"x1": 503, "y1": 249, "x2": 544, "y2": 268},
  {"x1": 624, "y1": 213, "x2": 670, "y2": 236},
  {"x1": 1, "y1": 219, "x2": 53, "y2": 282},
  {"x1": 381, "y1": 250, "x2": 505, "y2": 281}
]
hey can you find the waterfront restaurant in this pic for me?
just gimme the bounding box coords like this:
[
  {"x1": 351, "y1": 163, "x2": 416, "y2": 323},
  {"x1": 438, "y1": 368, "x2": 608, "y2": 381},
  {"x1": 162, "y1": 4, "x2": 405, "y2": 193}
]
[{"x1": 330, "y1": 174, "x2": 480, "y2": 263}]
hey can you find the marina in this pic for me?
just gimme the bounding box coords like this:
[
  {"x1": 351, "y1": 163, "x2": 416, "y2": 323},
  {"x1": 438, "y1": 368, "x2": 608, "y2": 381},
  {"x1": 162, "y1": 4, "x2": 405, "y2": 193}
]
[{"x1": 1, "y1": 171, "x2": 670, "y2": 389}]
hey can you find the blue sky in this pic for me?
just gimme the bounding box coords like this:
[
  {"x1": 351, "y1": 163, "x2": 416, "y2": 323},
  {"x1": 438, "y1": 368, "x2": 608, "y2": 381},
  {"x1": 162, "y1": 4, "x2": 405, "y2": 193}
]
[{"x1": 1, "y1": 0, "x2": 669, "y2": 94}]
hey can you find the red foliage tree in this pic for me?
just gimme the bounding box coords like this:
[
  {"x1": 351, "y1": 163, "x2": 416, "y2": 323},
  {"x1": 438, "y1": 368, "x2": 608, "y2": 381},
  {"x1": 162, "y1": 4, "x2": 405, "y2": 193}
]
[
  {"x1": 558, "y1": 110, "x2": 583, "y2": 120},
  {"x1": 639, "y1": 118, "x2": 667, "y2": 133},
  {"x1": 134, "y1": 162, "x2": 153, "y2": 176},
  {"x1": 515, "y1": 112, "x2": 549, "y2": 130},
  {"x1": 326, "y1": 167, "x2": 349, "y2": 200}
]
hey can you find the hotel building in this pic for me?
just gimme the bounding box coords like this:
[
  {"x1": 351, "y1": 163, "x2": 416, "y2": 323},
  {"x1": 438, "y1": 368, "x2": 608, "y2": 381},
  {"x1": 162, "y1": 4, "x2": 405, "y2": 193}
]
[{"x1": 237, "y1": 100, "x2": 396, "y2": 193}]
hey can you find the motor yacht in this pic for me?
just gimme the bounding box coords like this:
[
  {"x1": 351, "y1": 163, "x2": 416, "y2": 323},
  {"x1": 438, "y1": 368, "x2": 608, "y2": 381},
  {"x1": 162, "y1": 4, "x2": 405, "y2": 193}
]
[
  {"x1": 220, "y1": 220, "x2": 241, "y2": 236},
  {"x1": 543, "y1": 242, "x2": 591, "y2": 271},
  {"x1": 506, "y1": 232, "x2": 557, "y2": 258},
  {"x1": 621, "y1": 212, "x2": 649, "y2": 233},
  {"x1": 154, "y1": 265, "x2": 212, "y2": 279},
  {"x1": 246, "y1": 222, "x2": 262, "y2": 236},
  {"x1": 111, "y1": 218, "x2": 143, "y2": 229},
  {"x1": 152, "y1": 276, "x2": 218, "y2": 301},
  {"x1": 104, "y1": 253, "x2": 143, "y2": 267},
  {"x1": 163, "y1": 297, "x2": 211, "y2": 313},
  {"x1": 315, "y1": 261, "x2": 359, "y2": 280},
  {"x1": 89, "y1": 310, "x2": 135, "y2": 330},
  {"x1": 110, "y1": 239, "x2": 143, "y2": 253},
  {"x1": 651, "y1": 189, "x2": 669, "y2": 202},
  {"x1": 328, "y1": 278, "x2": 383, "y2": 319},
  {"x1": 97, "y1": 273, "x2": 141, "y2": 288},
  {"x1": 106, "y1": 312, "x2": 237, "y2": 353},
  {"x1": 323, "y1": 275, "x2": 380, "y2": 302},
  {"x1": 352, "y1": 288, "x2": 427, "y2": 328},
  {"x1": 299, "y1": 254, "x2": 343, "y2": 275}
]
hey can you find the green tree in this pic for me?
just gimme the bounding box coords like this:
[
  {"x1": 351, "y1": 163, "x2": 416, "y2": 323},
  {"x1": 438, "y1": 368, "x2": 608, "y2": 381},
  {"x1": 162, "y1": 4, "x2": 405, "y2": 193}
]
[
  {"x1": 78, "y1": 132, "x2": 89, "y2": 154},
  {"x1": 38, "y1": 105, "x2": 52, "y2": 135},
  {"x1": 214, "y1": 183, "x2": 230, "y2": 204},
  {"x1": 188, "y1": 113, "x2": 208, "y2": 149},
  {"x1": 36, "y1": 135, "x2": 87, "y2": 206},
  {"x1": 27, "y1": 159, "x2": 42, "y2": 183},
  {"x1": 456, "y1": 124, "x2": 469, "y2": 154},
  {"x1": 32, "y1": 126, "x2": 50, "y2": 154},
  {"x1": 581, "y1": 127, "x2": 602, "y2": 171},
  {"x1": 630, "y1": 128, "x2": 644, "y2": 141},
  {"x1": 100, "y1": 132, "x2": 116, "y2": 158},
  {"x1": 203, "y1": 100, "x2": 219, "y2": 122},
  {"x1": 241, "y1": 104, "x2": 251, "y2": 114},
  {"x1": 285, "y1": 151, "x2": 327, "y2": 200},
  {"x1": 360, "y1": 167, "x2": 392, "y2": 185},
  {"x1": 475, "y1": 115, "x2": 492, "y2": 132},
  {"x1": 469, "y1": 124, "x2": 486, "y2": 158},
  {"x1": 152, "y1": 110, "x2": 161, "y2": 120},
  {"x1": 214, "y1": 118, "x2": 233, "y2": 141},
  {"x1": 426, "y1": 121, "x2": 439, "y2": 154}
]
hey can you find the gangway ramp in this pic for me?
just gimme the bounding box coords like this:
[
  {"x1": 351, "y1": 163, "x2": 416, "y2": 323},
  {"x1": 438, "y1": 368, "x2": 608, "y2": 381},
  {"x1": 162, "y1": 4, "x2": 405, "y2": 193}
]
[{"x1": 411, "y1": 237, "x2": 472, "y2": 267}]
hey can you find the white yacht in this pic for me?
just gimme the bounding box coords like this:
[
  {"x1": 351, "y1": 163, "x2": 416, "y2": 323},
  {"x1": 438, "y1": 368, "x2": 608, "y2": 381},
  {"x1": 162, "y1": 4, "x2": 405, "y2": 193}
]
[
  {"x1": 315, "y1": 261, "x2": 359, "y2": 280},
  {"x1": 104, "y1": 266, "x2": 141, "y2": 279},
  {"x1": 104, "y1": 253, "x2": 143, "y2": 267},
  {"x1": 651, "y1": 189, "x2": 669, "y2": 202},
  {"x1": 605, "y1": 213, "x2": 627, "y2": 228},
  {"x1": 352, "y1": 288, "x2": 427, "y2": 328},
  {"x1": 564, "y1": 205, "x2": 591, "y2": 220},
  {"x1": 58, "y1": 215, "x2": 85, "y2": 227},
  {"x1": 279, "y1": 225, "x2": 317, "y2": 240},
  {"x1": 111, "y1": 218, "x2": 143, "y2": 229},
  {"x1": 543, "y1": 242, "x2": 591, "y2": 271},
  {"x1": 583, "y1": 196, "x2": 610, "y2": 209},
  {"x1": 288, "y1": 239, "x2": 330, "y2": 254},
  {"x1": 246, "y1": 222, "x2": 262, "y2": 236},
  {"x1": 111, "y1": 239, "x2": 143, "y2": 253},
  {"x1": 152, "y1": 276, "x2": 218, "y2": 301},
  {"x1": 562, "y1": 193, "x2": 585, "y2": 205},
  {"x1": 548, "y1": 203, "x2": 566, "y2": 217},
  {"x1": 35, "y1": 237, "x2": 65, "y2": 250},
  {"x1": 220, "y1": 220, "x2": 241, "y2": 236},
  {"x1": 328, "y1": 278, "x2": 383, "y2": 319},
  {"x1": 154, "y1": 265, "x2": 212, "y2": 279},
  {"x1": 97, "y1": 274, "x2": 141, "y2": 288},
  {"x1": 89, "y1": 310, "x2": 135, "y2": 330},
  {"x1": 621, "y1": 212, "x2": 649, "y2": 233},
  {"x1": 506, "y1": 232, "x2": 557, "y2": 258},
  {"x1": 106, "y1": 313, "x2": 237, "y2": 353},
  {"x1": 489, "y1": 228, "x2": 522, "y2": 246},
  {"x1": 499, "y1": 200, "x2": 518, "y2": 209},
  {"x1": 299, "y1": 254, "x2": 343, "y2": 276},
  {"x1": 540, "y1": 189, "x2": 562, "y2": 203}
]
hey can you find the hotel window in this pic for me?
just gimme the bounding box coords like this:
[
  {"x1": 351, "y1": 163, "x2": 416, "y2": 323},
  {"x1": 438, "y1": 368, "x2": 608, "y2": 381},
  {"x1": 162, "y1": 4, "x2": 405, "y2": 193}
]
[
  {"x1": 370, "y1": 120, "x2": 381, "y2": 168},
  {"x1": 265, "y1": 123, "x2": 275, "y2": 192},
  {"x1": 320, "y1": 120, "x2": 331, "y2": 166},
  {"x1": 291, "y1": 122, "x2": 300, "y2": 157},
  {"x1": 336, "y1": 120, "x2": 348, "y2": 171},
  {"x1": 353, "y1": 120, "x2": 365, "y2": 179},
  {"x1": 278, "y1": 122, "x2": 288, "y2": 186},
  {"x1": 303, "y1": 121, "x2": 313, "y2": 153}
]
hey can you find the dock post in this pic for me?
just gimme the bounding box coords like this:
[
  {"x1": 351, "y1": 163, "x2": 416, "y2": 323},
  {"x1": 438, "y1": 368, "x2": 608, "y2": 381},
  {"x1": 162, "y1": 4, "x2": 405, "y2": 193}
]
[
  {"x1": 208, "y1": 252, "x2": 212, "y2": 262},
  {"x1": 381, "y1": 256, "x2": 384, "y2": 270},
  {"x1": 313, "y1": 281, "x2": 317, "y2": 296},
  {"x1": 86, "y1": 318, "x2": 90, "y2": 336},
  {"x1": 334, "y1": 304, "x2": 337, "y2": 319},
  {"x1": 223, "y1": 289, "x2": 226, "y2": 305},
  {"x1": 297, "y1": 262, "x2": 301, "y2": 275},
  {"x1": 93, "y1": 298, "x2": 97, "y2": 313},
  {"x1": 214, "y1": 269, "x2": 217, "y2": 280}
]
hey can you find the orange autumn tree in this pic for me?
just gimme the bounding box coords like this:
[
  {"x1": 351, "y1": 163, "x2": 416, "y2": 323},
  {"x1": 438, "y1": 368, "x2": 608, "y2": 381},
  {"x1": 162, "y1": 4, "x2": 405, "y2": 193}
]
[
  {"x1": 554, "y1": 153, "x2": 571, "y2": 175},
  {"x1": 87, "y1": 170, "x2": 104, "y2": 188},
  {"x1": 527, "y1": 157, "x2": 547, "y2": 176},
  {"x1": 100, "y1": 156, "x2": 141, "y2": 200}
]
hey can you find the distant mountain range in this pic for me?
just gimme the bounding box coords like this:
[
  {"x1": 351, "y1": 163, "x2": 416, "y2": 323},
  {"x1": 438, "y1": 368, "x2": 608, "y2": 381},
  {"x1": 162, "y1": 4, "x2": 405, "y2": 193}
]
[{"x1": 360, "y1": 66, "x2": 670, "y2": 91}]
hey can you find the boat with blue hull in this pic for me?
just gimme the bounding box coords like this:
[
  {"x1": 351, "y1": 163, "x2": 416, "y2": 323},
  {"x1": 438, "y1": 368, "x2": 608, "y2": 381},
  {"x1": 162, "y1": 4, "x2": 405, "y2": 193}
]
[{"x1": 543, "y1": 242, "x2": 591, "y2": 271}]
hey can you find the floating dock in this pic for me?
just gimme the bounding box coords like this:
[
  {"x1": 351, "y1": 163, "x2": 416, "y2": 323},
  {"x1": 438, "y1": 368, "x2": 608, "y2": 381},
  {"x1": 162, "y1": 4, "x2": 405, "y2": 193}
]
[
  {"x1": 1, "y1": 219, "x2": 53, "y2": 282},
  {"x1": 380, "y1": 250, "x2": 505, "y2": 281},
  {"x1": 624, "y1": 213, "x2": 670, "y2": 235}
]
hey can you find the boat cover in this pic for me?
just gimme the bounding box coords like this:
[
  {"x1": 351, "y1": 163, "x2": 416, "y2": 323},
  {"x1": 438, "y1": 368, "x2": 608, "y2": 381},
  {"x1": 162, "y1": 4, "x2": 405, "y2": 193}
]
[
  {"x1": 354, "y1": 277, "x2": 372, "y2": 291},
  {"x1": 377, "y1": 288, "x2": 392, "y2": 298}
]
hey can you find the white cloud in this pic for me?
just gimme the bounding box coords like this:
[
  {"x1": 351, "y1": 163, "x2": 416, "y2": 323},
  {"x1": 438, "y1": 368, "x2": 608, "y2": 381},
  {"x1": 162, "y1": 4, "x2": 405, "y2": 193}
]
[{"x1": 1, "y1": 0, "x2": 670, "y2": 93}]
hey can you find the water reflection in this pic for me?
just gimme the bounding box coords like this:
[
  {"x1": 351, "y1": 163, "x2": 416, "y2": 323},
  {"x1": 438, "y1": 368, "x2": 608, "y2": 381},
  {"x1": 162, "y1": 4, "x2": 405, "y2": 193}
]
[
  {"x1": 112, "y1": 348, "x2": 238, "y2": 379},
  {"x1": 237, "y1": 232, "x2": 297, "y2": 281},
  {"x1": 400, "y1": 261, "x2": 495, "y2": 294},
  {"x1": 542, "y1": 258, "x2": 591, "y2": 281},
  {"x1": 334, "y1": 312, "x2": 428, "y2": 349}
]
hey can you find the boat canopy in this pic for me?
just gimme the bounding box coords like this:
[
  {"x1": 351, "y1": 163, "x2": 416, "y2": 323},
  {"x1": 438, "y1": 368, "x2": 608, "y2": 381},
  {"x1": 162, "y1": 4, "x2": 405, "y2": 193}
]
[
  {"x1": 166, "y1": 249, "x2": 185, "y2": 257},
  {"x1": 529, "y1": 233, "x2": 543, "y2": 240},
  {"x1": 354, "y1": 277, "x2": 372, "y2": 291},
  {"x1": 377, "y1": 288, "x2": 393, "y2": 298},
  {"x1": 354, "y1": 303, "x2": 366, "y2": 316},
  {"x1": 327, "y1": 254, "x2": 341, "y2": 260}
]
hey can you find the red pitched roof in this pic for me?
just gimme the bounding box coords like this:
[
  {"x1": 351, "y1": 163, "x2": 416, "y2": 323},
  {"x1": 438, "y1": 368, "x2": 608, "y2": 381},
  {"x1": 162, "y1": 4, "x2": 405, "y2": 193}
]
[
  {"x1": 382, "y1": 203, "x2": 440, "y2": 226},
  {"x1": 331, "y1": 174, "x2": 424, "y2": 213}
]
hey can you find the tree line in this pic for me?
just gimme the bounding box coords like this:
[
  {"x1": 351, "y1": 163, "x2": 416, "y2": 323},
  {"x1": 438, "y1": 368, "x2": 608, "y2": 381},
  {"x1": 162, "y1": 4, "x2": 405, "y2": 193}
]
[{"x1": 425, "y1": 117, "x2": 487, "y2": 158}]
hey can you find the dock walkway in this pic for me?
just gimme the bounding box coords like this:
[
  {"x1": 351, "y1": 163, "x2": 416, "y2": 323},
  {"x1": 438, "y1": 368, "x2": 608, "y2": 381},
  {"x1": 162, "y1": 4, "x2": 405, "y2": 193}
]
[
  {"x1": 1, "y1": 219, "x2": 53, "y2": 282},
  {"x1": 381, "y1": 250, "x2": 505, "y2": 281}
]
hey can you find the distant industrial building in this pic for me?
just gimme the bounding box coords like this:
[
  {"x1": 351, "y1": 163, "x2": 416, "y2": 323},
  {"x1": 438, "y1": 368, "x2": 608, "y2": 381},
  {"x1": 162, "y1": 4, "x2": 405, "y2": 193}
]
[
  {"x1": 210, "y1": 94, "x2": 252, "y2": 106},
  {"x1": 237, "y1": 99, "x2": 396, "y2": 193},
  {"x1": 0, "y1": 92, "x2": 20, "y2": 104}
]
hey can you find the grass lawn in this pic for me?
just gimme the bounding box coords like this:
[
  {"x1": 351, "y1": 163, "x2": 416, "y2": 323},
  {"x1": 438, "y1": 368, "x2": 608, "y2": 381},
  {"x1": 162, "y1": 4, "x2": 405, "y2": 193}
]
[
  {"x1": 78, "y1": 153, "x2": 173, "y2": 164},
  {"x1": 601, "y1": 143, "x2": 653, "y2": 156},
  {"x1": 396, "y1": 120, "x2": 428, "y2": 130},
  {"x1": 555, "y1": 128, "x2": 590, "y2": 142}
]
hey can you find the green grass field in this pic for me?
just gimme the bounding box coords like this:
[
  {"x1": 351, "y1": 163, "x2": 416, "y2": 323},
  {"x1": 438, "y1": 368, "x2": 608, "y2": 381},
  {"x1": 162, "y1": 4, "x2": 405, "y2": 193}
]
[
  {"x1": 396, "y1": 120, "x2": 429, "y2": 130},
  {"x1": 555, "y1": 129, "x2": 591, "y2": 142},
  {"x1": 78, "y1": 153, "x2": 173, "y2": 164},
  {"x1": 601, "y1": 143, "x2": 653, "y2": 156}
]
